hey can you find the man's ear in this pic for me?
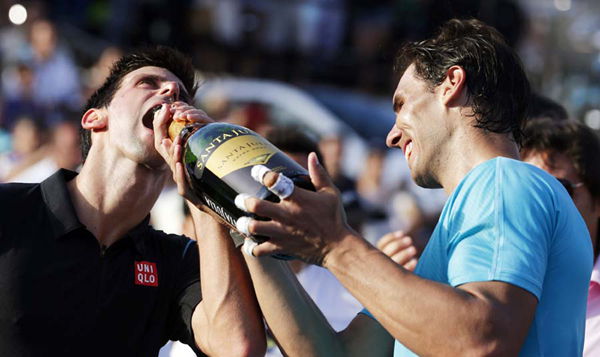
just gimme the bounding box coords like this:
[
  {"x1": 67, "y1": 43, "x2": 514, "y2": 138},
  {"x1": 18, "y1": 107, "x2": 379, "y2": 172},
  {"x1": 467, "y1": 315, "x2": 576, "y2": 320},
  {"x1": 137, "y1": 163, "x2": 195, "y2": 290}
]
[
  {"x1": 440, "y1": 65, "x2": 468, "y2": 107},
  {"x1": 81, "y1": 108, "x2": 107, "y2": 131}
]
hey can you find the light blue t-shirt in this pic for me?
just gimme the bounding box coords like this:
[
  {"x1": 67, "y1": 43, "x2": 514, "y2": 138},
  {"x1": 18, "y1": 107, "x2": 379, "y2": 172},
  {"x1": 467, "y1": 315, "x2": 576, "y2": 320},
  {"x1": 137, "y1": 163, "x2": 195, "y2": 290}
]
[{"x1": 365, "y1": 157, "x2": 593, "y2": 356}]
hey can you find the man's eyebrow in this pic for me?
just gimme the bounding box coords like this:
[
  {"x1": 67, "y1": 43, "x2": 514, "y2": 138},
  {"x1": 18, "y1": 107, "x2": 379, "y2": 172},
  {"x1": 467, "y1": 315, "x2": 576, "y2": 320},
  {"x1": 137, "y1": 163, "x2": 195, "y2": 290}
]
[{"x1": 137, "y1": 73, "x2": 191, "y2": 103}]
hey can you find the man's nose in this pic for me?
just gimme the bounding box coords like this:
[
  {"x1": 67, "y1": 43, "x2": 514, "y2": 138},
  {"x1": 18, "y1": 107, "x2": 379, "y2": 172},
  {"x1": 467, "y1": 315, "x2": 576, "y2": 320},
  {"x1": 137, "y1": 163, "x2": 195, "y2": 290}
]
[
  {"x1": 386, "y1": 124, "x2": 402, "y2": 148},
  {"x1": 160, "y1": 81, "x2": 179, "y2": 101}
]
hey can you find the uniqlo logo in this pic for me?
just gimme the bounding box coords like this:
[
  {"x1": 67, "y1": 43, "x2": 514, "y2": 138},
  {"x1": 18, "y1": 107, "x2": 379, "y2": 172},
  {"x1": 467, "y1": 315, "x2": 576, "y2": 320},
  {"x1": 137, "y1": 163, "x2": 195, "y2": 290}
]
[{"x1": 134, "y1": 261, "x2": 158, "y2": 287}]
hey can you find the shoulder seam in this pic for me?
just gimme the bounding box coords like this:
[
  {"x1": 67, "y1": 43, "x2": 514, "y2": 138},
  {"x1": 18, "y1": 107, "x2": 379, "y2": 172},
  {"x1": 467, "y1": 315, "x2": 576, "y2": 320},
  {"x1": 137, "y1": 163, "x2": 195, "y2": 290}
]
[
  {"x1": 182, "y1": 239, "x2": 195, "y2": 259},
  {"x1": 490, "y1": 159, "x2": 503, "y2": 279}
]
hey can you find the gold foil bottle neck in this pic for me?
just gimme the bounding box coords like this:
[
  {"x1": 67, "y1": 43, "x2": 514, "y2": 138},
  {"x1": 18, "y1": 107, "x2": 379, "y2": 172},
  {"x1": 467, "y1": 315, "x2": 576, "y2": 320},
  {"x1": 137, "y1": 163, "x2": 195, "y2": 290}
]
[{"x1": 168, "y1": 119, "x2": 189, "y2": 141}]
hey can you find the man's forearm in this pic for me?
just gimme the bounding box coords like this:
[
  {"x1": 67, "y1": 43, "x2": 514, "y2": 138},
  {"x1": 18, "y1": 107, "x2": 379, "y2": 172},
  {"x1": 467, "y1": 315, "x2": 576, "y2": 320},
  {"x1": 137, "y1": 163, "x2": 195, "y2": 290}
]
[
  {"x1": 324, "y1": 233, "x2": 535, "y2": 356},
  {"x1": 244, "y1": 256, "x2": 344, "y2": 356},
  {"x1": 190, "y1": 208, "x2": 266, "y2": 356}
]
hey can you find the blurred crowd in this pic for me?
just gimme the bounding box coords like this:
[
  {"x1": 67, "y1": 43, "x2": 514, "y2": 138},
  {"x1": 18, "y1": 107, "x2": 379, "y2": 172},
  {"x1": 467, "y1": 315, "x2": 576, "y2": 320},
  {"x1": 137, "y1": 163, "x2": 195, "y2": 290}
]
[{"x1": 1, "y1": 1, "x2": 600, "y2": 356}]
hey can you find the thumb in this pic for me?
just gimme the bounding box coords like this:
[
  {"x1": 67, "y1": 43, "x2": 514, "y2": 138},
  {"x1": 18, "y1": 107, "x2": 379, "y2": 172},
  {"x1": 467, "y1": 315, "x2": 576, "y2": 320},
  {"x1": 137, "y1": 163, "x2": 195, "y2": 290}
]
[{"x1": 308, "y1": 152, "x2": 334, "y2": 191}]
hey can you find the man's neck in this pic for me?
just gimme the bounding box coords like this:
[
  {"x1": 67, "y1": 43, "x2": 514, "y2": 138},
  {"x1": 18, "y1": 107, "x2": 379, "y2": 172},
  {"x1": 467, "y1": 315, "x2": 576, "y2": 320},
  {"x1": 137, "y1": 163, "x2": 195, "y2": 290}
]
[
  {"x1": 67, "y1": 153, "x2": 168, "y2": 248},
  {"x1": 438, "y1": 128, "x2": 520, "y2": 195}
]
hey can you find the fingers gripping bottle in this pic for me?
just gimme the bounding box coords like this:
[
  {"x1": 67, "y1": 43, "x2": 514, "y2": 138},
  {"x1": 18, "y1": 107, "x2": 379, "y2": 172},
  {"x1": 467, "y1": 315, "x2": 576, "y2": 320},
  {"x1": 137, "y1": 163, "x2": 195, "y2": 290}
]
[{"x1": 169, "y1": 119, "x2": 314, "y2": 258}]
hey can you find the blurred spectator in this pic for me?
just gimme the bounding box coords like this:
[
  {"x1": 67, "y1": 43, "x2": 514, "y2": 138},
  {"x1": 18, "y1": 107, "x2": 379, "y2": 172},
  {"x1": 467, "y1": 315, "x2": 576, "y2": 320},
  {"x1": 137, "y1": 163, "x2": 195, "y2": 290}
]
[
  {"x1": 350, "y1": 0, "x2": 395, "y2": 91},
  {"x1": 1, "y1": 63, "x2": 43, "y2": 130},
  {"x1": 265, "y1": 125, "x2": 363, "y2": 337},
  {"x1": 355, "y1": 148, "x2": 394, "y2": 242},
  {"x1": 356, "y1": 148, "x2": 387, "y2": 205},
  {"x1": 28, "y1": 19, "x2": 82, "y2": 117},
  {"x1": 0, "y1": 22, "x2": 29, "y2": 66},
  {"x1": 265, "y1": 125, "x2": 322, "y2": 168},
  {"x1": 295, "y1": 0, "x2": 346, "y2": 60},
  {"x1": 355, "y1": 149, "x2": 427, "y2": 236},
  {"x1": 0, "y1": 116, "x2": 48, "y2": 182},
  {"x1": 224, "y1": 102, "x2": 272, "y2": 136},
  {"x1": 83, "y1": 46, "x2": 123, "y2": 97},
  {"x1": 0, "y1": 118, "x2": 81, "y2": 183},
  {"x1": 528, "y1": 93, "x2": 570, "y2": 122},
  {"x1": 358, "y1": 148, "x2": 443, "y2": 265},
  {"x1": 521, "y1": 118, "x2": 599, "y2": 255},
  {"x1": 0, "y1": 128, "x2": 10, "y2": 154},
  {"x1": 318, "y1": 134, "x2": 364, "y2": 231},
  {"x1": 49, "y1": 119, "x2": 81, "y2": 171},
  {"x1": 318, "y1": 134, "x2": 345, "y2": 184},
  {"x1": 520, "y1": 117, "x2": 600, "y2": 356}
]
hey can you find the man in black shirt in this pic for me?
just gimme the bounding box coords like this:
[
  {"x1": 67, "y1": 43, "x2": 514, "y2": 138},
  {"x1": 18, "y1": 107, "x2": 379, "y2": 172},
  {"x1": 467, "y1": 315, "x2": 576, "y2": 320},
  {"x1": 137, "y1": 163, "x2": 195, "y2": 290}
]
[{"x1": 0, "y1": 47, "x2": 265, "y2": 356}]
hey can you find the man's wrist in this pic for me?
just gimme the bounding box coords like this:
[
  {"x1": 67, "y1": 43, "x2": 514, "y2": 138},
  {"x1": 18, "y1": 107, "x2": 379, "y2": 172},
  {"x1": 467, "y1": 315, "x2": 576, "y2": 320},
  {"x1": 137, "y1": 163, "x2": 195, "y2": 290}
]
[{"x1": 321, "y1": 228, "x2": 366, "y2": 270}]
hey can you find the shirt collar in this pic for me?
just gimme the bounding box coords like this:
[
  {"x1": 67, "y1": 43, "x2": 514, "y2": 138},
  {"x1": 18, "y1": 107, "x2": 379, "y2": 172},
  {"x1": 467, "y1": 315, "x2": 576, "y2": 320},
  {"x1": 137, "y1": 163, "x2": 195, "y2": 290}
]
[
  {"x1": 129, "y1": 216, "x2": 151, "y2": 255},
  {"x1": 40, "y1": 169, "x2": 152, "y2": 255},
  {"x1": 40, "y1": 169, "x2": 83, "y2": 240}
]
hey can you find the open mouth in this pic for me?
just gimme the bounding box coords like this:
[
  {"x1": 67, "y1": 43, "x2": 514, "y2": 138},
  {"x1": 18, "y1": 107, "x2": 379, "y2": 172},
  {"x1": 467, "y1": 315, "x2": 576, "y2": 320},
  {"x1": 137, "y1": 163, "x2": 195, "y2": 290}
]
[{"x1": 142, "y1": 104, "x2": 165, "y2": 130}]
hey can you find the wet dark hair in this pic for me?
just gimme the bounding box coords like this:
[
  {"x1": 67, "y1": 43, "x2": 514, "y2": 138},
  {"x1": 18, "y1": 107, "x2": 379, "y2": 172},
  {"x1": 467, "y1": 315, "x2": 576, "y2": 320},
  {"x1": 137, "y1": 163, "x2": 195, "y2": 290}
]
[
  {"x1": 81, "y1": 46, "x2": 198, "y2": 161},
  {"x1": 395, "y1": 18, "x2": 531, "y2": 145}
]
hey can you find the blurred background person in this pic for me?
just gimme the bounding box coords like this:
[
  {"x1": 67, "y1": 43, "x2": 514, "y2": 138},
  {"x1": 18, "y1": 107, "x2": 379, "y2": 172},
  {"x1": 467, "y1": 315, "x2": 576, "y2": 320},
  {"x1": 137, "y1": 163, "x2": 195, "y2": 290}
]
[
  {"x1": 27, "y1": 19, "x2": 82, "y2": 121},
  {"x1": 0, "y1": 116, "x2": 47, "y2": 182},
  {"x1": 265, "y1": 126, "x2": 363, "y2": 336},
  {"x1": 521, "y1": 118, "x2": 599, "y2": 254},
  {"x1": 0, "y1": 118, "x2": 81, "y2": 183},
  {"x1": 1, "y1": 63, "x2": 43, "y2": 130},
  {"x1": 223, "y1": 102, "x2": 273, "y2": 136},
  {"x1": 82, "y1": 45, "x2": 123, "y2": 97},
  {"x1": 318, "y1": 134, "x2": 366, "y2": 232}
]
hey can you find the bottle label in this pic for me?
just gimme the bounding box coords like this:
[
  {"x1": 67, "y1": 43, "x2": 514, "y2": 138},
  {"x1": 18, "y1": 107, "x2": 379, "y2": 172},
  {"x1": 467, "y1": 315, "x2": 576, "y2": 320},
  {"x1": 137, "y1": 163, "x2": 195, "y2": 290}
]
[
  {"x1": 202, "y1": 193, "x2": 238, "y2": 227},
  {"x1": 205, "y1": 135, "x2": 277, "y2": 178}
]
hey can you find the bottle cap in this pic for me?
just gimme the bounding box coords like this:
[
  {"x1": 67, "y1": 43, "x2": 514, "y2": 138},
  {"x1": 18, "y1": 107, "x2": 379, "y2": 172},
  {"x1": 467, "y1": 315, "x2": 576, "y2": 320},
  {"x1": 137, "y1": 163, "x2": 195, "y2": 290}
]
[{"x1": 168, "y1": 119, "x2": 190, "y2": 141}]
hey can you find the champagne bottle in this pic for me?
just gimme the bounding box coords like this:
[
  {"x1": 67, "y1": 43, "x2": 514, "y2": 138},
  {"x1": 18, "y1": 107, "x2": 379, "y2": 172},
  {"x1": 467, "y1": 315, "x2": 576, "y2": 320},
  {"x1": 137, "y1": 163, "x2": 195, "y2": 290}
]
[{"x1": 169, "y1": 120, "x2": 314, "y2": 255}]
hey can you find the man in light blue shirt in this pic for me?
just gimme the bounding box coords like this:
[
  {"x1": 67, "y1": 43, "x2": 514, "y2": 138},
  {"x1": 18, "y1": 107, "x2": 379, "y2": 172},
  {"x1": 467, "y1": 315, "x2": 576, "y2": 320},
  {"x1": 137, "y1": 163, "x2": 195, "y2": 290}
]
[
  {"x1": 390, "y1": 157, "x2": 591, "y2": 355},
  {"x1": 232, "y1": 18, "x2": 593, "y2": 356}
]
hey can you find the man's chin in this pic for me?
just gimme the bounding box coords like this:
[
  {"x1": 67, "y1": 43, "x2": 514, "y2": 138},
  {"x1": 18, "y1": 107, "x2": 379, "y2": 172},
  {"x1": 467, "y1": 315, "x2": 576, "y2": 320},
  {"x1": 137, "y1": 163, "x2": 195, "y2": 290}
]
[{"x1": 413, "y1": 171, "x2": 441, "y2": 189}]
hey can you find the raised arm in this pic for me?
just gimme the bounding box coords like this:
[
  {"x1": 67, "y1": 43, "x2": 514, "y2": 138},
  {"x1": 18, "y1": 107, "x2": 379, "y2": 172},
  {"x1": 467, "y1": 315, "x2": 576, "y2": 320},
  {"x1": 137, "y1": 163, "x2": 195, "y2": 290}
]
[
  {"x1": 154, "y1": 102, "x2": 266, "y2": 356},
  {"x1": 242, "y1": 252, "x2": 394, "y2": 357},
  {"x1": 238, "y1": 153, "x2": 537, "y2": 356},
  {"x1": 190, "y1": 207, "x2": 265, "y2": 356}
]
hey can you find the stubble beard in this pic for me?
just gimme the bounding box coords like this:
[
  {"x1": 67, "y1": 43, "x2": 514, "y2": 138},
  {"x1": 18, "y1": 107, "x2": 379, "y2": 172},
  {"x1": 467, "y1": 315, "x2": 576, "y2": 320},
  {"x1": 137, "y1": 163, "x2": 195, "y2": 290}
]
[{"x1": 411, "y1": 153, "x2": 443, "y2": 189}]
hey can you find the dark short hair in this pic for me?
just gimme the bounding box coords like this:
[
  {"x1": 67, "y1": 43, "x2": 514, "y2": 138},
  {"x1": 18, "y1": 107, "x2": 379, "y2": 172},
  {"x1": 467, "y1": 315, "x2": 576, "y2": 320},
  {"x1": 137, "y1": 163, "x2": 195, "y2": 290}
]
[
  {"x1": 81, "y1": 46, "x2": 198, "y2": 161},
  {"x1": 395, "y1": 18, "x2": 531, "y2": 145},
  {"x1": 521, "y1": 118, "x2": 600, "y2": 258},
  {"x1": 521, "y1": 118, "x2": 600, "y2": 200},
  {"x1": 527, "y1": 93, "x2": 569, "y2": 122},
  {"x1": 265, "y1": 126, "x2": 323, "y2": 164}
]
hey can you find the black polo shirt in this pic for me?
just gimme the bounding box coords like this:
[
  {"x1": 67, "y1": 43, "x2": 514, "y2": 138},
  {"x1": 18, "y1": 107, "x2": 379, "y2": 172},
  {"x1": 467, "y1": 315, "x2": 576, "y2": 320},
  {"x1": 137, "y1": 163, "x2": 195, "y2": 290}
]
[{"x1": 0, "y1": 170, "x2": 204, "y2": 357}]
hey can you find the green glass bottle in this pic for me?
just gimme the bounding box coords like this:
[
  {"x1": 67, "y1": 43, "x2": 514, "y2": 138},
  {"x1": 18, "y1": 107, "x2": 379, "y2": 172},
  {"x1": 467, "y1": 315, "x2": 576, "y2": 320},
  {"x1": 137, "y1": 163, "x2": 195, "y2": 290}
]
[{"x1": 170, "y1": 121, "x2": 314, "y2": 256}]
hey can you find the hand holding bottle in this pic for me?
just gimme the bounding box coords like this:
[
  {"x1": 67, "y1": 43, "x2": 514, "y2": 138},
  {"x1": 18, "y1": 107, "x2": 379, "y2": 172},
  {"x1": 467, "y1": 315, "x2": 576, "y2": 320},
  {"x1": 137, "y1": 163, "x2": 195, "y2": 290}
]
[
  {"x1": 152, "y1": 101, "x2": 213, "y2": 205},
  {"x1": 235, "y1": 153, "x2": 357, "y2": 266}
]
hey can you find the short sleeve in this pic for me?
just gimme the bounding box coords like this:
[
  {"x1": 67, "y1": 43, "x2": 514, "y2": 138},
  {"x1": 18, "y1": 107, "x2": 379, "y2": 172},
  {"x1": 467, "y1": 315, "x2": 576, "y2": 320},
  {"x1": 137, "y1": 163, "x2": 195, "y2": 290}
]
[{"x1": 447, "y1": 160, "x2": 555, "y2": 300}]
